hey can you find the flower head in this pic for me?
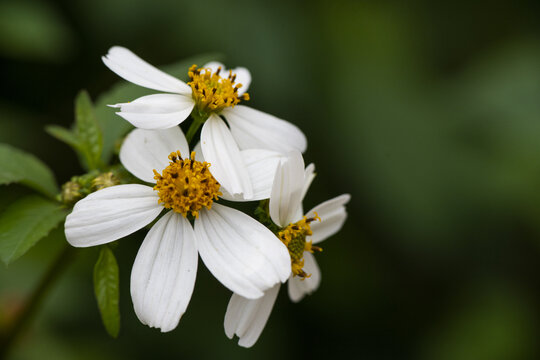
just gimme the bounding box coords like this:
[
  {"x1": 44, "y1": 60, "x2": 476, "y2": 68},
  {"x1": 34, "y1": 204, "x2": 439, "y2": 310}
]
[
  {"x1": 65, "y1": 127, "x2": 290, "y2": 332},
  {"x1": 187, "y1": 64, "x2": 250, "y2": 115},
  {"x1": 102, "y1": 46, "x2": 307, "y2": 200},
  {"x1": 224, "y1": 151, "x2": 350, "y2": 347}
]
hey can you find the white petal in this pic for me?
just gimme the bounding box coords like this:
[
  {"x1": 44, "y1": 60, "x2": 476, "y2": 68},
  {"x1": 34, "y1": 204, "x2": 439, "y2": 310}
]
[
  {"x1": 120, "y1": 127, "x2": 190, "y2": 183},
  {"x1": 200, "y1": 114, "x2": 253, "y2": 198},
  {"x1": 223, "y1": 105, "x2": 307, "y2": 153},
  {"x1": 224, "y1": 284, "x2": 280, "y2": 348},
  {"x1": 232, "y1": 68, "x2": 251, "y2": 95},
  {"x1": 269, "y1": 151, "x2": 305, "y2": 227},
  {"x1": 130, "y1": 211, "x2": 198, "y2": 332},
  {"x1": 287, "y1": 252, "x2": 321, "y2": 303},
  {"x1": 292, "y1": 162, "x2": 316, "y2": 221},
  {"x1": 112, "y1": 94, "x2": 195, "y2": 129},
  {"x1": 195, "y1": 204, "x2": 290, "y2": 299},
  {"x1": 220, "y1": 149, "x2": 284, "y2": 202},
  {"x1": 302, "y1": 163, "x2": 316, "y2": 202},
  {"x1": 202, "y1": 62, "x2": 251, "y2": 95},
  {"x1": 102, "y1": 46, "x2": 191, "y2": 94},
  {"x1": 306, "y1": 194, "x2": 351, "y2": 244},
  {"x1": 65, "y1": 185, "x2": 162, "y2": 247}
]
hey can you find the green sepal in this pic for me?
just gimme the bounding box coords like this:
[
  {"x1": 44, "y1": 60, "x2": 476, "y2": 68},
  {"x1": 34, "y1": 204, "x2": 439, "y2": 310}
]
[
  {"x1": 255, "y1": 199, "x2": 281, "y2": 235},
  {"x1": 93, "y1": 245, "x2": 121, "y2": 338}
]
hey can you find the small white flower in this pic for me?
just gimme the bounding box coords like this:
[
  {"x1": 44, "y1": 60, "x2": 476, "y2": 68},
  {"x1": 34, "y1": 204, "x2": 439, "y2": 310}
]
[
  {"x1": 64, "y1": 127, "x2": 291, "y2": 332},
  {"x1": 102, "y1": 46, "x2": 307, "y2": 199},
  {"x1": 223, "y1": 151, "x2": 350, "y2": 347}
]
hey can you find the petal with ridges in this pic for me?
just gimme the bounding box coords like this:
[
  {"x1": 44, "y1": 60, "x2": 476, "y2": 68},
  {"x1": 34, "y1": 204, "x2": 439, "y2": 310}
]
[
  {"x1": 112, "y1": 94, "x2": 194, "y2": 129},
  {"x1": 287, "y1": 252, "x2": 321, "y2": 303},
  {"x1": 269, "y1": 151, "x2": 305, "y2": 227},
  {"x1": 302, "y1": 163, "x2": 316, "y2": 202},
  {"x1": 195, "y1": 204, "x2": 290, "y2": 299},
  {"x1": 306, "y1": 194, "x2": 351, "y2": 244},
  {"x1": 65, "y1": 185, "x2": 162, "y2": 247},
  {"x1": 102, "y1": 46, "x2": 191, "y2": 94},
  {"x1": 130, "y1": 211, "x2": 198, "y2": 332},
  {"x1": 200, "y1": 115, "x2": 253, "y2": 198},
  {"x1": 224, "y1": 284, "x2": 280, "y2": 348},
  {"x1": 223, "y1": 105, "x2": 307, "y2": 153},
  {"x1": 220, "y1": 149, "x2": 284, "y2": 202},
  {"x1": 120, "y1": 127, "x2": 189, "y2": 183}
]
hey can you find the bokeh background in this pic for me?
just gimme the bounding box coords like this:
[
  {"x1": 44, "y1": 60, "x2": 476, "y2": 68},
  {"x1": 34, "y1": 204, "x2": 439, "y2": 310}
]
[{"x1": 2, "y1": 0, "x2": 540, "y2": 359}]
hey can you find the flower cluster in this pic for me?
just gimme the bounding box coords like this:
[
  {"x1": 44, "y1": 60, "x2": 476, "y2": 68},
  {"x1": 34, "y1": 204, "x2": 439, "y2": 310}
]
[{"x1": 65, "y1": 47, "x2": 350, "y2": 345}]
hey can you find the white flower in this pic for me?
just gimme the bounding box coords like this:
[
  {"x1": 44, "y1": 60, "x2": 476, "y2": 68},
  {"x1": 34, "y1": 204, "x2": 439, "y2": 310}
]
[
  {"x1": 223, "y1": 151, "x2": 350, "y2": 347},
  {"x1": 64, "y1": 127, "x2": 291, "y2": 332},
  {"x1": 102, "y1": 46, "x2": 307, "y2": 199}
]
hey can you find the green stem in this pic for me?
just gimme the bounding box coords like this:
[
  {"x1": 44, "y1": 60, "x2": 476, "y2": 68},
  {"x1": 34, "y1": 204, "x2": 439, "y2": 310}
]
[
  {"x1": 185, "y1": 112, "x2": 208, "y2": 145},
  {"x1": 0, "y1": 244, "x2": 77, "y2": 359}
]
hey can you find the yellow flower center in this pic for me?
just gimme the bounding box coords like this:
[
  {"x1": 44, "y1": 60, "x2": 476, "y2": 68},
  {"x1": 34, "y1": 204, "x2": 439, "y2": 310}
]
[
  {"x1": 277, "y1": 214, "x2": 322, "y2": 279},
  {"x1": 187, "y1": 64, "x2": 250, "y2": 115},
  {"x1": 153, "y1": 151, "x2": 221, "y2": 218}
]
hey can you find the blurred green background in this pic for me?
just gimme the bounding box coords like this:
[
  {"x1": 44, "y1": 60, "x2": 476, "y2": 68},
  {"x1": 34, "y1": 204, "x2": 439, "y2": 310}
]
[{"x1": 2, "y1": 0, "x2": 540, "y2": 359}]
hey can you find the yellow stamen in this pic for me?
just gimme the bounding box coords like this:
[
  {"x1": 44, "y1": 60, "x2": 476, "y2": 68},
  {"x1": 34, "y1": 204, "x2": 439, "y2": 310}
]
[
  {"x1": 277, "y1": 213, "x2": 322, "y2": 279},
  {"x1": 187, "y1": 64, "x2": 249, "y2": 115},
  {"x1": 153, "y1": 151, "x2": 221, "y2": 218}
]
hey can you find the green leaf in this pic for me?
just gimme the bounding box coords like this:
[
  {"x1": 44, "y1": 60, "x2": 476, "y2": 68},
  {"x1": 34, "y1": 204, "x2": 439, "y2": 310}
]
[
  {"x1": 95, "y1": 52, "x2": 223, "y2": 164},
  {"x1": 93, "y1": 245, "x2": 120, "y2": 338},
  {"x1": 45, "y1": 124, "x2": 80, "y2": 148},
  {"x1": 46, "y1": 91, "x2": 104, "y2": 171},
  {"x1": 0, "y1": 195, "x2": 67, "y2": 265},
  {"x1": 0, "y1": 143, "x2": 59, "y2": 198},
  {"x1": 74, "y1": 90, "x2": 103, "y2": 170}
]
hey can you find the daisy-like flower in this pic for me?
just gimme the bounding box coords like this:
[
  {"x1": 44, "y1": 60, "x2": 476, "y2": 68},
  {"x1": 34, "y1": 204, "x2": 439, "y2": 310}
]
[
  {"x1": 64, "y1": 127, "x2": 291, "y2": 332},
  {"x1": 224, "y1": 151, "x2": 350, "y2": 347},
  {"x1": 102, "y1": 46, "x2": 307, "y2": 199}
]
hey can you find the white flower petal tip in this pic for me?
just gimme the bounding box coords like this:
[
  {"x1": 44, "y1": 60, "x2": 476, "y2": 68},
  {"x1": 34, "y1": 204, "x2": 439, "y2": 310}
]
[
  {"x1": 102, "y1": 46, "x2": 191, "y2": 94},
  {"x1": 114, "y1": 94, "x2": 194, "y2": 130},
  {"x1": 224, "y1": 284, "x2": 280, "y2": 348},
  {"x1": 288, "y1": 252, "x2": 321, "y2": 303},
  {"x1": 120, "y1": 127, "x2": 189, "y2": 183},
  {"x1": 131, "y1": 212, "x2": 198, "y2": 332},
  {"x1": 269, "y1": 150, "x2": 306, "y2": 227},
  {"x1": 223, "y1": 105, "x2": 307, "y2": 153},
  {"x1": 307, "y1": 193, "x2": 351, "y2": 244},
  {"x1": 64, "y1": 185, "x2": 163, "y2": 247},
  {"x1": 195, "y1": 204, "x2": 290, "y2": 299},
  {"x1": 200, "y1": 115, "x2": 253, "y2": 199},
  {"x1": 219, "y1": 149, "x2": 285, "y2": 202},
  {"x1": 301, "y1": 163, "x2": 316, "y2": 201}
]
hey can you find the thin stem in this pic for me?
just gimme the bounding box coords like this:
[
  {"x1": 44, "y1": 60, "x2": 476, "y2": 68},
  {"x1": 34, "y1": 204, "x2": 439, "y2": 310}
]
[
  {"x1": 0, "y1": 244, "x2": 77, "y2": 359},
  {"x1": 185, "y1": 112, "x2": 208, "y2": 145}
]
